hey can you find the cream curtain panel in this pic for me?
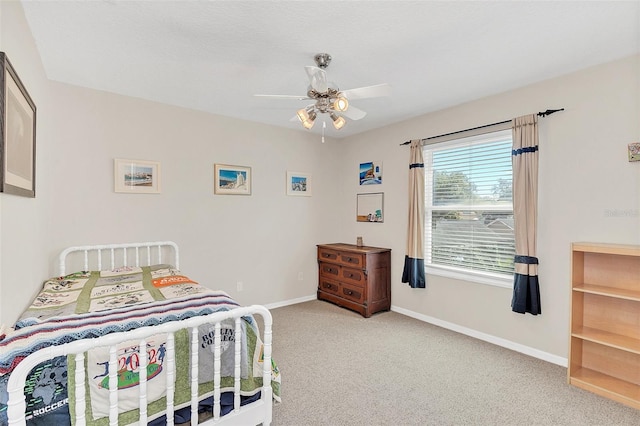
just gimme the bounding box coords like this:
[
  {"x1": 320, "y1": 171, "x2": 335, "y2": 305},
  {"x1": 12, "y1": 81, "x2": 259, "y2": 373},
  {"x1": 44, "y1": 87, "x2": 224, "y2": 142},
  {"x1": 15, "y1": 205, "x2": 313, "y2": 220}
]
[
  {"x1": 510, "y1": 114, "x2": 541, "y2": 315},
  {"x1": 402, "y1": 140, "x2": 426, "y2": 288}
]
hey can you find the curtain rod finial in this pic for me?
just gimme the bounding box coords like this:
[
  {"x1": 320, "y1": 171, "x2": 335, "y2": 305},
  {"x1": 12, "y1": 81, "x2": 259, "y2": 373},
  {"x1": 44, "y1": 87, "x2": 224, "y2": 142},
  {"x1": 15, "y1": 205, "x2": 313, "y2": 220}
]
[{"x1": 538, "y1": 108, "x2": 564, "y2": 117}]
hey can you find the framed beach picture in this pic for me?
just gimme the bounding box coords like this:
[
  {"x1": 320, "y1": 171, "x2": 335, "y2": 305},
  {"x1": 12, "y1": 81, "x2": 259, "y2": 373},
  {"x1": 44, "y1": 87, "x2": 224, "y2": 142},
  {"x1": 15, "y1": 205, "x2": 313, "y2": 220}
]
[
  {"x1": 359, "y1": 161, "x2": 382, "y2": 185},
  {"x1": 0, "y1": 52, "x2": 37, "y2": 198},
  {"x1": 214, "y1": 164, "x2": 251, "y2": 195},
  {"x1": 286, "y1": 171, "x2": 311, "y2": 196},
  {"x1": 114, "y1": 159, "x2": 161, "y2": 194}
]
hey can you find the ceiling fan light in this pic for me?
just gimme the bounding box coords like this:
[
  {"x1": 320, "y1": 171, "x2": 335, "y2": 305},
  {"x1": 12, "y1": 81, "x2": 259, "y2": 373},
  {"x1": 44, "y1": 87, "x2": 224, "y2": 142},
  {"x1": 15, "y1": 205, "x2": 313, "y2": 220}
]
[
  {"x1": 296, "y1": 108, "x2": 310, "y2": 122},
  {"x1": 301, "y1": 119, "x2": 314, "y2": 129},
  {"x1": 333, "y1": 96, "x2": 349, "y2": 112},
  {"x1": 301, "y1": 110, "x2": 316, "y2": 129},
  {"x1": 330, "y1": 112, "x2": 346, "y2": 130}
]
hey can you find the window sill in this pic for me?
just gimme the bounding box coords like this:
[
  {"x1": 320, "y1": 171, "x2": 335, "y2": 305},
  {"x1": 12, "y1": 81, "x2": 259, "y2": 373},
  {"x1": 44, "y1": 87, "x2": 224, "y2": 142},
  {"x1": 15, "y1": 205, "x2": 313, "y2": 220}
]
[{"x1": 425, "y1": 265, "x2": 513, "y2": 289}]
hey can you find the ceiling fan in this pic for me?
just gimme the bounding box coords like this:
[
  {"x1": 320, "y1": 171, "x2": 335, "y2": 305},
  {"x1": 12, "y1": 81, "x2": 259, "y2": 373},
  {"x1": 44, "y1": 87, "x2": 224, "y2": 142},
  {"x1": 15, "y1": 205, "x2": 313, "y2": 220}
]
[{"x1": 255, "y1": 53, "x2": 391, "y2": 130}]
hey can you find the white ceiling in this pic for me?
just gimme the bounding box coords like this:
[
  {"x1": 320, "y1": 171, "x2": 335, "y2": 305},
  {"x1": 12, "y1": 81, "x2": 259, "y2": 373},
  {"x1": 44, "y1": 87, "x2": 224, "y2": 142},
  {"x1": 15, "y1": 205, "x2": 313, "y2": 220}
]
[{"x1": 20, "y1": 0, "x2": 640, "y2": 139}]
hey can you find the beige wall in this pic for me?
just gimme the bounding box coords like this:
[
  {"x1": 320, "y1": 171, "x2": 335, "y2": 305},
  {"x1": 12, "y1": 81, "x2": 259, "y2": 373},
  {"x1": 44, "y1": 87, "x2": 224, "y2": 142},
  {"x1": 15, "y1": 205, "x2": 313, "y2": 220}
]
[
  {"x1": 0, "y1": 1, "x2": 342, "y2": 324},
  {"x1": 1, "y1": 1, "x2": 639, "y2": 363},
  {"x1": 338, "y1": 54, "x2": 640, "y2": 362},
  {"x1": 0, "y1": 0, "x2": 51, "y2": 326}
]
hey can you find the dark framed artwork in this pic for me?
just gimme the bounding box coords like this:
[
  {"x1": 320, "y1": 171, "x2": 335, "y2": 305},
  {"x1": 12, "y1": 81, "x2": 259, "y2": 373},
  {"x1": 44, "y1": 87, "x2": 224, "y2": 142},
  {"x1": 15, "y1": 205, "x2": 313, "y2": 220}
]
[{"x1": 0, "y1": 52, "x2": 37, "y2": 198}]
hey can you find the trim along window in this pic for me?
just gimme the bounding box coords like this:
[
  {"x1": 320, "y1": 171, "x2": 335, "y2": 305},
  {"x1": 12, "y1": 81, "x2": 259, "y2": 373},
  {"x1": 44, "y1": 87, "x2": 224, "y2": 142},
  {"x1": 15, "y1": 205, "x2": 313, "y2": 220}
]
[{"x1": 424, "y1": 129, "x2": 515, "y2": 286}]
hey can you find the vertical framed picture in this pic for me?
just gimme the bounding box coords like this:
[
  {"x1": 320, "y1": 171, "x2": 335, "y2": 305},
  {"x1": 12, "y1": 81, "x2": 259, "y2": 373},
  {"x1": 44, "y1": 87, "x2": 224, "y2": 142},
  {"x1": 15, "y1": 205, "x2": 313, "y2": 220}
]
[
  {"x1": 0, "y1": 52, "x2": 37, "y2": 198},
  {"x1": 359, "y1": 161, "x2": 382, "y2": 185},
  {"x1": 214, "y1": 164, "x2": 251, "y2": 195},
  {"x1": 114, "y1": 159, "x2": 161, "y2": 194},
  {"x1": 628, "y1": 142, "x2": 640, "y2": 162},
  {"x1": 286, "y1": 171, "x2": 311, "y2": 196}
]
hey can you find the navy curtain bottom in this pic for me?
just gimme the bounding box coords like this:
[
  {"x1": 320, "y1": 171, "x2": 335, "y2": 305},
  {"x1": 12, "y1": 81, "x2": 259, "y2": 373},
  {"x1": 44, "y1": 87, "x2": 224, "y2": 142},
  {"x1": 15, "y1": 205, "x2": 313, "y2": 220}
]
[
  {"x1": 401, "y1": 255, "x2": 425, "y2": 288},
  {"x1": 511, "y1": 273, "x2": 541, "y2": 315}
]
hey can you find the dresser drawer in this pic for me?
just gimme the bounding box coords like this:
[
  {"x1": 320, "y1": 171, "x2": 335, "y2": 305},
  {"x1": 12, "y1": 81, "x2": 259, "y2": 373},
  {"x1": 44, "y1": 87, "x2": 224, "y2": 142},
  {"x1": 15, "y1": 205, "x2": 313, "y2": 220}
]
[
  {"x1": 339, "y1": 252, "x2": 364, "y2": 268},
  {"x1": 340, "y1": 267, "x2": 365, "y2": 287},
  {"x1": 319, "y1": 262, "x2": 340, "y2": 277},
  {"x1": 318, "y1": 247, "x2": 365, "y2": 268},
  {"x1": 318, "y1": 277, "x2": 340, "y2": 296},
  {"x1": 318, "y1": 247, "x2": 340, "y2": 263},
  {"x1": 340, "y1": 283, "x2": 364, "y2": 304}
]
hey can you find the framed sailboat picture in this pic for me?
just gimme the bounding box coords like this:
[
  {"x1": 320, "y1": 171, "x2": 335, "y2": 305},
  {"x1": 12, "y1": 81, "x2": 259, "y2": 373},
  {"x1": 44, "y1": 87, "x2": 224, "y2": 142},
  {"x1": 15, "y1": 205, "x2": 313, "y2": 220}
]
[{"x1": 214, "y1": 164, "x2": 251, "y2": 195}]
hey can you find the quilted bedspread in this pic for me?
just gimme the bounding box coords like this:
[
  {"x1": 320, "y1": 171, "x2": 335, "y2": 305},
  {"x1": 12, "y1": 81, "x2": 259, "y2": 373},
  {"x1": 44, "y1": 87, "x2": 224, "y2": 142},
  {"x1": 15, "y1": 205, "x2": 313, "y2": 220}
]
[
  {"x1": 0, "y1": 265, "x2": 243, "y2": 375},
  {"x1": 0, "y1": 265, "x2": 280, "y2": 425}
]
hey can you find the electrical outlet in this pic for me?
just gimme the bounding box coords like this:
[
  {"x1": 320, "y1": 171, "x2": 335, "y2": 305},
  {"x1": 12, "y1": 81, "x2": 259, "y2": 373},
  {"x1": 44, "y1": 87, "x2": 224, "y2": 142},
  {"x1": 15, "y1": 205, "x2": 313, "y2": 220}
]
[
  {"x1": 237, "y1": 281, "x2": 243, "y2": 292},
  {"x1": 297, "y1": 272, "x2": 304, "y2": 281}
]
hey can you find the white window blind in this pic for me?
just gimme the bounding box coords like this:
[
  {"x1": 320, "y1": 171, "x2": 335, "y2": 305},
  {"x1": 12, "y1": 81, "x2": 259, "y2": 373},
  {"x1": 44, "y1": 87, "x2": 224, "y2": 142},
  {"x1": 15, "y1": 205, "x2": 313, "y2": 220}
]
[{"x1": 424, "y1": 129, "x2": 515, "y2": 278}]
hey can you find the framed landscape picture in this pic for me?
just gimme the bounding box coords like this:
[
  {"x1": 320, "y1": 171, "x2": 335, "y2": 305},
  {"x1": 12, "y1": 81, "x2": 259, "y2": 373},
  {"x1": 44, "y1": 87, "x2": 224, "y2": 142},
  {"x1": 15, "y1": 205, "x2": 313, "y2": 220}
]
[
  {"x1": 214, "y1": 164, "x2": 251, "y2": 195},
  {"x1": 114, "y1": 159, "x2": 161, "y2": 194},
  {"x1": 0, "y1": 52, "x2": 37, "y2": 198},
  {"x1": 286, "y1": 171, "x2": 311, "y2": 196}
]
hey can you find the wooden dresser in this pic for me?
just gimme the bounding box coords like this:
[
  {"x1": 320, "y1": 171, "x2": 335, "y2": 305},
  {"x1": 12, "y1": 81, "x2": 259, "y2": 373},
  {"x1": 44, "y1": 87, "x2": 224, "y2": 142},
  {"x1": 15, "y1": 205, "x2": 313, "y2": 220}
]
[{"x1": 317, "y1": 243, "x2": 391, "y2": 318}]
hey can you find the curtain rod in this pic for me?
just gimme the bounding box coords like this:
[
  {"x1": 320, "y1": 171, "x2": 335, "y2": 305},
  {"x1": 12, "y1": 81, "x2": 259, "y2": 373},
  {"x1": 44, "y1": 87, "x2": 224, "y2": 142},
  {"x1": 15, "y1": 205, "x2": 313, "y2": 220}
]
[{"x1": 399, "y1": 108, "x2": 564, "y2": 146}]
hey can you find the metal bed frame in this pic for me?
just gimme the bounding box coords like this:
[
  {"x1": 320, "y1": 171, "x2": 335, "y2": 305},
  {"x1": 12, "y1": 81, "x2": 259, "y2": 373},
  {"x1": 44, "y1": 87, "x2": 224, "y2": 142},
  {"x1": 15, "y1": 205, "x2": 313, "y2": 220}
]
[{"x1": 6, "y1": 241, "x2": 273, "y2": 425}]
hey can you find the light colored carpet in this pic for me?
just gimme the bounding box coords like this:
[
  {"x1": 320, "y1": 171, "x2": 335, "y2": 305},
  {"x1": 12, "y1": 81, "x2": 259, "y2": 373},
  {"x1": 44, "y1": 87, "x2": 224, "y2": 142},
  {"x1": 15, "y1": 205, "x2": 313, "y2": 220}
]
[{"x1": 269, "y1": 300, "x2": 640, "y2": 426}]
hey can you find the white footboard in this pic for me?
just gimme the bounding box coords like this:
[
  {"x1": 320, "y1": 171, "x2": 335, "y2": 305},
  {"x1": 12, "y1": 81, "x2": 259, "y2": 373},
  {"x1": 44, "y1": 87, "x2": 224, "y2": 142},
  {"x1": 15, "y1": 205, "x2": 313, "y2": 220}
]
[{"x1": 6, "y1": 305, "x2": 273, "y2": 426}]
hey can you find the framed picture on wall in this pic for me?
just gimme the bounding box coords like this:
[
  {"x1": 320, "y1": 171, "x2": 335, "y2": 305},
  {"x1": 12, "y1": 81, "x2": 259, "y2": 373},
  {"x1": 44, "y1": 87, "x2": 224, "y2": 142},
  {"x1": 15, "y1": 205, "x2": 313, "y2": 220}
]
[
  {"x1": 0, "y1": 52, "x2": 37, "y2": 198},
  {"x1": 357, "y1": 192, "x2": 384, "y2": 222},
  {"x1": 359, "y1": 161, "x2": 382, "y2": 185},
  {"x1": 114, "y1": 158, "x2": 161, "y2": 194},
  {"x1": 286, "y1": 171, "x2": 311, "y2": 196},
  {"x1": 629, "y1": 142, "x2": 640, "y2": 162},
  {"x1": 214, "y1": 163, "x2": 251, "y2": 195}
]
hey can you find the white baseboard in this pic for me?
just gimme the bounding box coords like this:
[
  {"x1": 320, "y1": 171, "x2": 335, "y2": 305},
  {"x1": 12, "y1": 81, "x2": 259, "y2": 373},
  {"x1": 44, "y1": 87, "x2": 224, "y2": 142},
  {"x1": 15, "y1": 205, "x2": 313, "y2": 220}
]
[
  {"x1": 391, "y1": 305, "x2": 568, "y2": 367},
  {"x1": 264, "y1": 295, "x2": 316, "y2": 310}
]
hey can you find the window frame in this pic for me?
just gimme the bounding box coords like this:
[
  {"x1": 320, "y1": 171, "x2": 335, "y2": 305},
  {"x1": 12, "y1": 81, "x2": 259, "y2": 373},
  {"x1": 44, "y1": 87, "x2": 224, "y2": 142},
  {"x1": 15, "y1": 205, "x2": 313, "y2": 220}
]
[{"x1": 423, "y1": 127, "x2": 514, "y2": 288}]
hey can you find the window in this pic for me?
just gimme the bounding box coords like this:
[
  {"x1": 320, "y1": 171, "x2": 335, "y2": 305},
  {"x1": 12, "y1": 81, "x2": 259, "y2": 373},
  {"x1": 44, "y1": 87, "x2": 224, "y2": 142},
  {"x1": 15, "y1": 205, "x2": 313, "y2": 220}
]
[{"x1": 424, "y1": 129, "x2": 515, "y2": 284}]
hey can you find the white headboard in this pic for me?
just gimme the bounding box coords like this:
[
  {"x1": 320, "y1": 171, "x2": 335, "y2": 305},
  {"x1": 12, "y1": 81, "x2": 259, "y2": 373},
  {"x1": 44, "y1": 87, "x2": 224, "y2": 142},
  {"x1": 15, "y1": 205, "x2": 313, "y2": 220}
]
[{"x1": 58, "y1": 241, "x2": 179, "y2": 275}]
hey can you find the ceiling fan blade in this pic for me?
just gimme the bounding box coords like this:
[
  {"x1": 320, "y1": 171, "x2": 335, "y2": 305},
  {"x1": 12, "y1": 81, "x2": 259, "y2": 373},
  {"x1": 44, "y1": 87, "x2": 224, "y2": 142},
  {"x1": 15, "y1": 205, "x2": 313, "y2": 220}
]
[
  {"x1": 304, "y1": 66, "x2": 328, "y2": 92},
  {"x1": 341, "y1": 83, "x2": 391, "y2": 100},
  {"x1": 254, "y1": 94, "x2": 310, "y2": 100},
  {"x1": 340, "y1": 105, "x2": 367, "y2": 121}
]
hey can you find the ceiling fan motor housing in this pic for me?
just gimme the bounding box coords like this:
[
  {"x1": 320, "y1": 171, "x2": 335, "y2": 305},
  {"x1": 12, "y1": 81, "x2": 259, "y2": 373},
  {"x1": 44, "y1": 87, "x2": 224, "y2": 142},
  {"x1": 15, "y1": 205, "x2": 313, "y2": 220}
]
[
  {"x1": 307, "y1": 87, "x2": 341, "y2": 113},
  {"x1": 314, "y1": 53, "x2": 332, "y2": 69}
]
